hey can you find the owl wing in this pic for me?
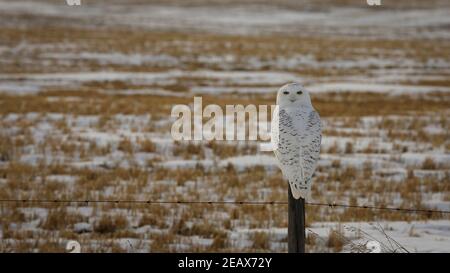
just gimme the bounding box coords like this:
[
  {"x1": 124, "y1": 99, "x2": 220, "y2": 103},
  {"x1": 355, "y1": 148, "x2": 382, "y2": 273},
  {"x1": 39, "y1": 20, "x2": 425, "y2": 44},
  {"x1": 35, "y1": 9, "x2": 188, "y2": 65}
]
[
  {"x1": 272, "y1": 109, "x2": 321, "y2": 200},
  {"x1": 298, "y1": 110, "x2": 321, "y2": 193}
]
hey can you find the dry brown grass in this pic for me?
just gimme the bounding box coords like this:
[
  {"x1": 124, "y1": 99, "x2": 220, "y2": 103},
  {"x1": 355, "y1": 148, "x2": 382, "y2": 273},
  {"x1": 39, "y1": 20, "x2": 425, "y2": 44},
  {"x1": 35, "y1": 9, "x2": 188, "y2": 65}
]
[
  {"x1": 94, "y1": 214, "x2": 129, "y2": 234},
  {"x1": 326, "y1": 230, "x2": 345, "y2": 252},
  {"x1": 0, "y1": 3, "x2": 449, "y2": 251},
  {"x1": 422, "y1": 157, "x2": 437, "y2": 170},
  {"x1": 40, "y1": 208, "x2": 86, "y2": 230},
  {"x1": 250, "y1": 232, "x2": 270, "y2": 250}
]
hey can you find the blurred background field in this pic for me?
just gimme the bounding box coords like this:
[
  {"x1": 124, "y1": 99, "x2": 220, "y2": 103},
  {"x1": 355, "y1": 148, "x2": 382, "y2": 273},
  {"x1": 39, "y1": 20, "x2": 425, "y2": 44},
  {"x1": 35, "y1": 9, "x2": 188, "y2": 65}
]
[{"x1": 0, "y1": 0, "x2": 449, "y2": 252}]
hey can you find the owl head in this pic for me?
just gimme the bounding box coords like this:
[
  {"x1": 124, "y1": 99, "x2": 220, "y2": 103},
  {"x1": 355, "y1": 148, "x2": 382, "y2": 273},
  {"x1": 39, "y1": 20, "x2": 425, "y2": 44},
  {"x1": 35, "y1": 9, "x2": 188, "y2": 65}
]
[{"x1": 276, "y1": 82, "x2": 312, "y2": 108}]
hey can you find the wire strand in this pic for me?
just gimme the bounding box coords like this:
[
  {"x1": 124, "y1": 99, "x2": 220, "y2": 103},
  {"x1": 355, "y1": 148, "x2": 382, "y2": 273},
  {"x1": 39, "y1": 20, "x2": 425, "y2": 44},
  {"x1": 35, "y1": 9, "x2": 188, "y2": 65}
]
[{"x1": 0, "y1": 199, "x2": 448, "y2": 215}]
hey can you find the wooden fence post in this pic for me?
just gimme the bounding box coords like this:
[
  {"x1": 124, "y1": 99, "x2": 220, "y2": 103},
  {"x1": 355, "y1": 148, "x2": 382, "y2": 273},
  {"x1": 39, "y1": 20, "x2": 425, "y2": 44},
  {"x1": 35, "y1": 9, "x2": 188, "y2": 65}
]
[{"x1": 288, "y1": 186, "x2": 306, "y2": 253}]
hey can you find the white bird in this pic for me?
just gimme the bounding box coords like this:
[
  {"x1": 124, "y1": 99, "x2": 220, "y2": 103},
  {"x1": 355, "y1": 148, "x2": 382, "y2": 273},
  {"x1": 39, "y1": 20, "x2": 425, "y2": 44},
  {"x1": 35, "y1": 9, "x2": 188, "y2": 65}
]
[{"x1": 271, "y1": 82, "x2": 322, "y2": 200}]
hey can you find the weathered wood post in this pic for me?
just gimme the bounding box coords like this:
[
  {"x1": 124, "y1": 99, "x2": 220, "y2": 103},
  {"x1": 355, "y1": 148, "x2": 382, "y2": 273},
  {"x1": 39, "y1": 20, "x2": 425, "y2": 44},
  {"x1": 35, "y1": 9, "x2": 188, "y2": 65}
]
[{"x1": 288, "y1": 187, "x2": 305, "y2": 253}]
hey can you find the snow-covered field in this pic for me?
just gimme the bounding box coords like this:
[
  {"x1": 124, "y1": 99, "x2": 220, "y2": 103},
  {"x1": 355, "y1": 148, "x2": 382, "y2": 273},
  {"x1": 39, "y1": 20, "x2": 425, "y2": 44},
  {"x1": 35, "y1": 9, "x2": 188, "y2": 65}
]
[{"x1": 0, "y1": 0, "x2": 449, "y2": 252}]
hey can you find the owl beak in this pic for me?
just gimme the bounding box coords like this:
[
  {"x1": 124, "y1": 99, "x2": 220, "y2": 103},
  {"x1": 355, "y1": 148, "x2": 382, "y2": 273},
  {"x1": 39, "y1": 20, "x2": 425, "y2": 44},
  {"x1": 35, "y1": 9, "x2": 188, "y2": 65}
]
[{"x1": 289, "y1": 98, "x2": 296, "y2": 103}]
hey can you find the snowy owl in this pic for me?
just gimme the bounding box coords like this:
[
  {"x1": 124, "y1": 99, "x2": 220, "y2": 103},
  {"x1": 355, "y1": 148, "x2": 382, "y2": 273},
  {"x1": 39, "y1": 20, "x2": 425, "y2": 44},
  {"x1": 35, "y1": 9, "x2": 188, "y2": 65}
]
[{"x1": 271, "y1": 82, "x2": 321, "y2": 200}]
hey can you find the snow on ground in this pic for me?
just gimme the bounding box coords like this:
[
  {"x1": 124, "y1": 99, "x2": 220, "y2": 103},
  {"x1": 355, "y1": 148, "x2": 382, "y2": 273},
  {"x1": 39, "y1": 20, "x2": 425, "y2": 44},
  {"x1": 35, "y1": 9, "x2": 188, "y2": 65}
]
[
  {"x1": 1, "y1": 70, "x2": 449, "y2": 95},
  {"x1": 308, "y1": 82, "x2": 450, "y2": 94},
  {"x1": 0, "y1": 0, "x2": 449, "y2": 253},
  {"x1": 42, "y1": 52, "x2": 180, "y2": 66},
  {"x1": 1, "y1": 1, "x2": 450, "y2": 38},
  {"x1": 233, "y1": 220, "x2": 450, "y2": 253},
  {"x1": 0, "y1": 70, "x2": 295, "y2": 95}
]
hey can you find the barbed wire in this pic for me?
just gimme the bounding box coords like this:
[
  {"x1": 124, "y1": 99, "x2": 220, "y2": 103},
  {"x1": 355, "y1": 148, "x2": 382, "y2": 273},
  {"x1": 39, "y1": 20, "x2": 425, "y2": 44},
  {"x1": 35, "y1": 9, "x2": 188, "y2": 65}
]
[{"x1": 0, "y1": 198, "x2": 449, "y2": 215}]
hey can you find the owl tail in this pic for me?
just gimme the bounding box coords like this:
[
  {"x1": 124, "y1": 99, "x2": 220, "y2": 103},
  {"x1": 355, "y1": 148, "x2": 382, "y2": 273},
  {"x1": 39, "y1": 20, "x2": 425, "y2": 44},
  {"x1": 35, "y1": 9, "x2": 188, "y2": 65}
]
[{"x1": 289, "y1": 179, "x2": 311, "y2": 201}]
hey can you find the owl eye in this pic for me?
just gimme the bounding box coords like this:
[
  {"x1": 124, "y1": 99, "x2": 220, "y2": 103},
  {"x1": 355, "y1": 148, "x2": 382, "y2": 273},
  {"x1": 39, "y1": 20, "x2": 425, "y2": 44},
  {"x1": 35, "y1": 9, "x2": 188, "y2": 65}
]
[
  {"x1": 297, "y1": 91, "x2": 303, "y2": 95},
  {"x1": 283, "y1": 91, "x2": 289, "y2": 95}
]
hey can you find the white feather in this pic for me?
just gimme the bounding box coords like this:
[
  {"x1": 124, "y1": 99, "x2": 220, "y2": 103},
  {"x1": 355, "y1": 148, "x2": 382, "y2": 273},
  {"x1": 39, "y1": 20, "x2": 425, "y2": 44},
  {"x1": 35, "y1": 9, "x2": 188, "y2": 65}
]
[{"x1": 272, "y1": 83, "x2": 321, "y2": 200}]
